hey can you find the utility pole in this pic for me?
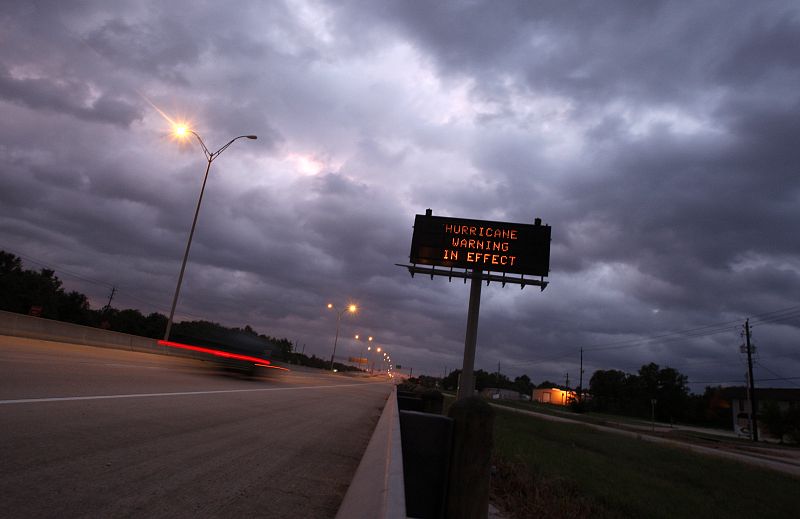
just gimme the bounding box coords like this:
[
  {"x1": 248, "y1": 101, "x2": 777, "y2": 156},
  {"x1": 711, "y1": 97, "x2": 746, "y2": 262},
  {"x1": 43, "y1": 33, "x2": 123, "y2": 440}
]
[
  {"x1": 565, "y1": 372, "x2": 570, "y2": 389},
  {"x1": 578, "y1": 348, "x2": 584, "y2": 402},
  {"x1": 744, "y1": 319, "x2": 759, "y2": 442},
  {"x1": 102, "y1": 286, "x2": 116, "y2": 314}
]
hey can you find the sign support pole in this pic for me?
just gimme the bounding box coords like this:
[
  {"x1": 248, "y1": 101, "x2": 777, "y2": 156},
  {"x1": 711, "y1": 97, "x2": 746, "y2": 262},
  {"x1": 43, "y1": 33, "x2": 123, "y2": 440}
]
[{"x1": 457, "y1": 268, "x2": 482, "y2": 400}]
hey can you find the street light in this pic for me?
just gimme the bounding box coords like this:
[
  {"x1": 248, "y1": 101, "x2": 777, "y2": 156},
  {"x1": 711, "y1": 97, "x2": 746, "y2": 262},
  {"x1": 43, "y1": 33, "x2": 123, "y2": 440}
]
[
  {"x1": 163, "y1": 126, "x2": 257, "y2": 342},
  {"x1": 369, "y1": 345, "x2": 381, "y2": 374},
  {"x1": 355, "y1": 334, "x2": 373, "y2": 371},
  {"x1": 327, "y1": 303, "x2": 357, "y2": 371}
]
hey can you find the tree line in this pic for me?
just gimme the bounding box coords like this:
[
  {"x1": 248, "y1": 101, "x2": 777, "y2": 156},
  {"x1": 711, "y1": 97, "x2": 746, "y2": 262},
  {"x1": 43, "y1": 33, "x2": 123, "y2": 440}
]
[
  {"x1": 409, "y1": 363, "x2": 734, "y2": 430},
  {"x1": 0, "y1": 251, "x2": 360, "y2": 372}
]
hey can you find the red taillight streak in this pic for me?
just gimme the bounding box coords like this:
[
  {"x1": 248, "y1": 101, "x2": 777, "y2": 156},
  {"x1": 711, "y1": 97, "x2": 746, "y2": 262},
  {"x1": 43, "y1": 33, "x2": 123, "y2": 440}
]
[
  {"x1": 255, "y1": 363, "x2": 290, "y2": 371},
  {"x1": 158, "y1": 340, "x2": 271, "y2": 365}
]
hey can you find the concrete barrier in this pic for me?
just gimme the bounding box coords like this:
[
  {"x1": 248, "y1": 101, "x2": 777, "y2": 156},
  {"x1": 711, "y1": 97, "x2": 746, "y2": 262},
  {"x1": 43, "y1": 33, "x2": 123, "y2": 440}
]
[
  {"x1": 336, "y1": 386, "x2": 407, "y2": 519},
  {"x1": 0, "y1": 310, "x2": 213, "y2": 361}
]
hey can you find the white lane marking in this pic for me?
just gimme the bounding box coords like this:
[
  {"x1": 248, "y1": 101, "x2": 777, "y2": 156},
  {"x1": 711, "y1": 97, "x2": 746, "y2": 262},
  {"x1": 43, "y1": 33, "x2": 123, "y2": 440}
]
[{"x1": 0, "y1": 381, "x2": 389, "y2": 405}]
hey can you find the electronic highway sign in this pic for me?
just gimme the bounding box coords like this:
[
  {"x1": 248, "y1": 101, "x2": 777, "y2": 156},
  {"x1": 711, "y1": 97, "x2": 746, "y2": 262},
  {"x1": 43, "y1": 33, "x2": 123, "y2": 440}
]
[{"x1": 409, "y1": 213, "x2": 551, "y2": 277}]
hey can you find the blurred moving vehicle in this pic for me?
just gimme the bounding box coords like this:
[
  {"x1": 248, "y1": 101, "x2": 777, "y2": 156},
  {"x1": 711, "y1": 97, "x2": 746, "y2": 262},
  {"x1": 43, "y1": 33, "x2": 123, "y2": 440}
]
[{"x1": 159, "y1": 327, "x2": 287, "y2": 376}]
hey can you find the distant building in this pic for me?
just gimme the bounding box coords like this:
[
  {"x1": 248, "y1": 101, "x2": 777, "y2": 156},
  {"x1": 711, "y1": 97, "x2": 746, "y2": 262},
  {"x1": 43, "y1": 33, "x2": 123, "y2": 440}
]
[
  {"x1": 719, "y1": 387, "x2": 800, "y2": 440},
  {"x1": 480, "y1": 387, "x2": 524, "y2": 400},
  {"x1": 532, "y1": 387, "x2": 576, "y2": 406}
]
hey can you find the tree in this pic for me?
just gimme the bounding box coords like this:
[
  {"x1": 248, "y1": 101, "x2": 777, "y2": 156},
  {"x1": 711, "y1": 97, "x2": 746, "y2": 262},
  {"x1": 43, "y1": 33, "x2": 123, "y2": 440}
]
[
  {"x1": 442, "y1": 370, "x2": 461, "y2": 391},
  {"x1": 637, "y1": 363, "x2": 689, "y2": 422},
  {"x1": 108, "y1": 308, "x2": 149, "y2": 335},
  {"x1": 685, "y1": 386, "x2": 732, "y2": 429},
  {"x1": 262, "y1": 335, "x2": 292, "y2": 361},
  {"x1": 0, "y1": 251, "x2": 25, "y2": 312},
  {"x1": 761, "y1": 401, "x2": 800, "y2": 443},
  {"x1": 512, "y1": 374, "x2": 534, "y2": 396},
  {"x1": 56, "y1": 290, "x2": 92, "y2": 325},
  {"x1": 537, "y1": 380, "x2": 561, "y2": 389},
  {"x1": 589, "y1": 370, "x2": 631, "y2": 412}
]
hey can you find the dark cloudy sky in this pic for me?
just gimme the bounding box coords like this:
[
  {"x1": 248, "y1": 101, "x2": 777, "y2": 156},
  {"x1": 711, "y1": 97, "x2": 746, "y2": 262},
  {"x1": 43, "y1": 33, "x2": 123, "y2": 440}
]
[{"x1": 2, "y1": 1, "x2": 799, "y2": 390}]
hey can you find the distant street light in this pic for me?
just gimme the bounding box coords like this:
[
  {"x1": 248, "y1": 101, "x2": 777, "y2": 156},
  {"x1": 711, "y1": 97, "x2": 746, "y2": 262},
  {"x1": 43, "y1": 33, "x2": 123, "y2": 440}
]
[
  {"x1": 369, "y1": 345, "x2": 382, "y2": 374},
  {"x1": 163, "y1": 126, "x2": 257, "y2": 342},
  {"x1": 327, "y1": 303, "x2": 357, "y2": 370},
  {"x1": 355, "y1": 334, "x2": 375, "y2": 371}
]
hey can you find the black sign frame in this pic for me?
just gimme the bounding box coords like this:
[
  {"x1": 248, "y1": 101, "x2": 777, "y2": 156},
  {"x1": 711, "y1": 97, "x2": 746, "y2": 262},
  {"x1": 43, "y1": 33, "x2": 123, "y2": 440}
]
[{"x1": 409, "y1": 214, "x2": 551, "y2": 278}]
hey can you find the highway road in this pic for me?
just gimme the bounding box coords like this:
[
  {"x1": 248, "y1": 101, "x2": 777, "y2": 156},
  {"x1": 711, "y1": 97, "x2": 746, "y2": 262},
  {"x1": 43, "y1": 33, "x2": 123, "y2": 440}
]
[{"x1": 0, "y1": 335, "x2": 394, "y2": 518}]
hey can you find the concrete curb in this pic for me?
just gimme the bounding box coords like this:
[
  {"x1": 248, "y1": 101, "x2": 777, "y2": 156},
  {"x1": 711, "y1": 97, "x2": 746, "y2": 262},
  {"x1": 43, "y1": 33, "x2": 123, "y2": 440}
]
[{"x1": 336, "y1": 386, "x2": 407, "y2": 519}]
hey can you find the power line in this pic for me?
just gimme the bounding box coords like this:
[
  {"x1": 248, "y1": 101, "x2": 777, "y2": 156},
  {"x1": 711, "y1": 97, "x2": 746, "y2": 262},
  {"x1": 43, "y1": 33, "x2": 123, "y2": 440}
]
[
  {"x1": 749, "y1": 303, "x2": 800, "y2": 323},
  {"x1": 754, "y1": 360, "x2": 800, "y2": 389},
  {"x1": 2, "y1": 246, "x2": 115, "y2": 289},
  {"x1": 1, "y1": 246, "x2": 214, "y2": 321},
  {"x1": 518, "y1": 301, "x2": 800, "y2": 368}
]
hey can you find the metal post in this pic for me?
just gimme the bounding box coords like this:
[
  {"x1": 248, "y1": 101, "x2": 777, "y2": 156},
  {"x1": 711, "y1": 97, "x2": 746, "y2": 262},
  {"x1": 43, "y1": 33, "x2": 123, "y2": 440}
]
[
  {"x1": 745, "y1": 319, "x2": 759, "y2": 441},
  {"x1": 164, "y1": 158, "x2": 213, "y2": 341},
  {"x1": 578, "y1": 347, "x2": 584, "y2": 402},
  {"x1": 457, "y1": 269, "x2": 482, "y2": 400},
  {"x1": 162, "y1": 133, "x2": 256, "y2": 342},
  {"x1": 329, "y1": 312, "x2": 342, "y2": 371},
  {"x1": 650, "y1": 399, "x2": 656, "y2": 432}
]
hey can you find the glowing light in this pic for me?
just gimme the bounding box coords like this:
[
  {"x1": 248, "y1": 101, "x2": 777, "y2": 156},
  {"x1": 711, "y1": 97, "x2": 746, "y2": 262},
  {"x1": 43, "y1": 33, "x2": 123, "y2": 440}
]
[
  {"x1": 173, "y1": 123, "x2": 190, "y2": 138},
  {"x1": 139, "y1": 94, "x2": 195, "y2": 142},
  {"x1": 256, "y1": 363, "x2": 290, "y2": 371},
  {"x1": 327, "y1": 303, "x2": 333, "y2": 309},
  {"x1": 348, "y1": 304, "x2": 357, "y2": 313},
  {"x1": 158, "y1": 339, "x2": 273, "y2": 366}
]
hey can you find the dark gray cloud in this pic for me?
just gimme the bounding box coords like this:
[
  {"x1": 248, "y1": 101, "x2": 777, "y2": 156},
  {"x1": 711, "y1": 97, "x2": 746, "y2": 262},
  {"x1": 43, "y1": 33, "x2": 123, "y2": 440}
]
[
  {"x1": 1, "y1": 0, "x2": 799, "y2": 390},
  {"x1": 0, "y1": 63, "x2": 141, "y2": 126}
]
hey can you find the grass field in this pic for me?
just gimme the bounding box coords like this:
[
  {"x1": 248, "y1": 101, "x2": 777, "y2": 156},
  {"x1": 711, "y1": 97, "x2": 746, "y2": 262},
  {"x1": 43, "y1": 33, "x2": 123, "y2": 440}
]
[{"x1": 491, "y1": 406, "x2": 799, "y2": 519}]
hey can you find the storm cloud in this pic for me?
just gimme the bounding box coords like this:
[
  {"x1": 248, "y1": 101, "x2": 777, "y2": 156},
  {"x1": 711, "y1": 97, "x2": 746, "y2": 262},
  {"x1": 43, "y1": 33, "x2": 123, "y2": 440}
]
[{"x1": 1, "y1": 0, "x2": 799, "y2": 390}]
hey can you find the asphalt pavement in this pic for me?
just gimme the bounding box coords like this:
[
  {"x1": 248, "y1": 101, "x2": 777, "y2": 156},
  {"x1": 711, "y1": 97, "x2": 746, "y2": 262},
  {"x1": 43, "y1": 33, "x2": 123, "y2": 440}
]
[{"x1": 0, "y1": 335, "x2": 393, "y2": 518}]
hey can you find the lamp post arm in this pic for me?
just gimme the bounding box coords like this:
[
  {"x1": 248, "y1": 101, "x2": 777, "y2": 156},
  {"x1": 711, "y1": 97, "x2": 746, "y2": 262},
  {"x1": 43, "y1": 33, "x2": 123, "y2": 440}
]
[
  {"x1": 189, "y1": 131, "x2": 212, "y2": 161},
  {"x1": 212, "y1": 135, "x2": 254, "y2": 160}
]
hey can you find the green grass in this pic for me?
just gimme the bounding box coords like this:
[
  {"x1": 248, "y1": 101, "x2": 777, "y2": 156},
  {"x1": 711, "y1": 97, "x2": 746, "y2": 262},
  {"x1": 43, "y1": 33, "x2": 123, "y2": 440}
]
[{"x1": 492, "y1": 406, "x2": 799, "y2": 519}]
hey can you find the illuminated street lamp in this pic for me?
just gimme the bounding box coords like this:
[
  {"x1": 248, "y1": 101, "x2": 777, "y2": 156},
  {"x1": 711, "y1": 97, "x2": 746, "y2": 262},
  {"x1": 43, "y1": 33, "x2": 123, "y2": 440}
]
[
  {"x1": 327, "y1": 303, "x2": 357, "y2": 371},
  {"x1": 163, "y1": 126, "x2": 257, "y2": 342},
  {"x1": 368, "y1": 345, "x2": 382, "y2": 374},
  {"x1": 355, "y1": 334, "x2": 375, "y2": 371}
]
